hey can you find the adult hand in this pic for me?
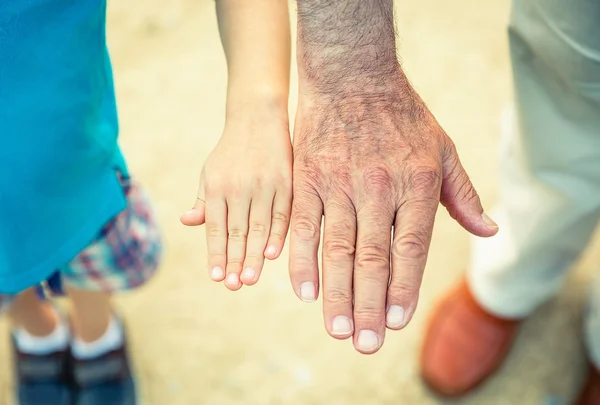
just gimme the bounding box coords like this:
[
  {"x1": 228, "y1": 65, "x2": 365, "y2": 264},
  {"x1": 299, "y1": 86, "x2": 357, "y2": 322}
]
[{"x1": 290, "y1": 0, "x2": 498, "y2": 354}]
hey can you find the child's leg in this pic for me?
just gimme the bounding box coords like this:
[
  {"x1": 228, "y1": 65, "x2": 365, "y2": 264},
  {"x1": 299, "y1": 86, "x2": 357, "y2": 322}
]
[
  {"x1": 10, "y1": 288, "x2": 57, "y2": 337},
  {"x1": 60, "y1": 174, "x2": 162, "y2": 345},
  {"x1": 10, "y1": 288, "x2": 69, "y2": 357},
  {"x1": 58, "y1": 175, "x2": 161, "y2": 387},
  {"x1": 66, "y1": 288, "x2": 111, "y2": 343},
  {"x1": 5, "y1": 174, "x2": 160, "y2": 391},
  {"x1": 8, "y1": 288, "x2": 70, "y2": 387}
]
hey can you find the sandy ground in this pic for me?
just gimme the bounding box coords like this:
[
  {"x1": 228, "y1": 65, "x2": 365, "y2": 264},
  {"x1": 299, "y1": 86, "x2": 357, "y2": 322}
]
[{"x1": 1, "y1": 0, "x2": 597, "y2": 404}]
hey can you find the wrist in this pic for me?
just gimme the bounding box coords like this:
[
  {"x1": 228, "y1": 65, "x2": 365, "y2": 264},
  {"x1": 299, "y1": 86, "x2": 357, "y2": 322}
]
[
  {"x1": 225, "y1": 88, "x2": 289, "y2": 122},
  {"x1": 298, "y1": 52, "x2": 404, "y2": 97},
  {"x1": 296, "y1": 0, "x2": 401, "y2": 96}
]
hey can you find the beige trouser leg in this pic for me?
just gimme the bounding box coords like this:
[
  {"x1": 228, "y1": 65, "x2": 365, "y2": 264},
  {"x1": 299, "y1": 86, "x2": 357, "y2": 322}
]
[{"x1": 467, "y1": 0, "x2": 600, "y2": 365}]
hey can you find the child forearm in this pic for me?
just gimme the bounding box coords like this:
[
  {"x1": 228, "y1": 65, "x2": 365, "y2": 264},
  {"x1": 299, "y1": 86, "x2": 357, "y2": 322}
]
[
  {"x1": 183, "y1": 1, "x2": 294, "y2": 289},
  {"x1": 216, "y1": 0, "x2": 291, "y2": 120}
]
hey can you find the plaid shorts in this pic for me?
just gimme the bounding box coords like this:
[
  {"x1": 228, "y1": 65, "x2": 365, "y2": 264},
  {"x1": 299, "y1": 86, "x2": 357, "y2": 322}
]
[{"x1": 0, "y1": 175, "x2": 162, "y2": 312}]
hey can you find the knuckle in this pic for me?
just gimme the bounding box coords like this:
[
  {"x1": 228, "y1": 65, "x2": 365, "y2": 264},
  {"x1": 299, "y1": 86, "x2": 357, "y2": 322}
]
[
  {"x1": 280, "y1": 175, "x2": 293, "y2": 190},
  {"x1": 204, "y1": 175, "x2": 224, "y2": 194},
  {"x1": 323, "y1": 238, "x2": 355, "y2": 259},
  {"x1": 254, "y1": 174, "x2": 266, "y2": 190},
  {"x1": 228, "y1": 228, "x2": 248, "y2": 241},
  {"x1": 205, "y1": 222, "x2": 223, "y2": 238},
  {"x1": 227, "y1": 257, "x2": 244, "y2": 266},
  {"x1": 252, "y1": 172, "x2": 275, "y2": 192},
  {"x1": 293, "y1": 216, "x2": 320, "y2": 239},
  {"x1": 393, "y1": 232, "x2": 428, "y2": 261},
  {"x1": 323, "y1": 286, "x2": 352, "y2": 305},
  {"x1": 363, "y1": 165, "x2": 393, "y2": 194},
  {"x1": 249, "y1": 222, "x2": 267, "y2": 235},
  {"x1": 409, "y1": 166, "x2": 441, "y2": 195},
  {"x1": 355, "y1": 244, "x2": 389, "y2": 269},
  {"x1": 295, "y1": 166, "x2": 333, "y2": 194},
  {"x1": 272, "y1": 211, "x2": 289, "y2": 225},
  {"x1": 353, "y1": 301, "x2": 385, "y2": 320},
  {"x1": 228, "y1": 183, "x2": 246, "y2": 199}
]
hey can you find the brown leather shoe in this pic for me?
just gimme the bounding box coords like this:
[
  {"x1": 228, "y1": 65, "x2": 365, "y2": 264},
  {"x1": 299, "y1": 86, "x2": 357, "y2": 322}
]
[
  {"x1": 574, "y1": 365, "x2": 600, "y2": 405},
  {"x1": 420, "y1": 280, "x2": 522, "y2": 397}
]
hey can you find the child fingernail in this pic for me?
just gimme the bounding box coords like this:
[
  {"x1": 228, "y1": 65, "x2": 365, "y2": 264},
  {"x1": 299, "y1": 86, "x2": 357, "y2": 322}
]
[
  {"x1": 210, "y1": 266, "x2": 224, "y2": 280},
  {"x1": 226, "y1": 273, "x2": 239, "y2": 286},
  {"x1": 265, "y1": 245, "x2": 277, "y2": 257},
  {"x1": 242, "y1": 268, "x2": 255, "y2": 281}
]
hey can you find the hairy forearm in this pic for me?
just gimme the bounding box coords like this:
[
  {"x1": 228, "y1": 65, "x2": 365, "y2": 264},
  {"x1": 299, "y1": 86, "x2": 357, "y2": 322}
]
[
  {"x1": 216, "y1": 0, "x2": 291, "y2": 118},
  {"x1": 297, "y1": 0, "x2": 406, "y2": 95}
]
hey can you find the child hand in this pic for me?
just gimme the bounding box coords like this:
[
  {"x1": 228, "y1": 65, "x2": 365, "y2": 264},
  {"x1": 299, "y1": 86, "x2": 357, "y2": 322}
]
[{"x1": 181, "y1": 114, "x2": 292, "y2": 290}]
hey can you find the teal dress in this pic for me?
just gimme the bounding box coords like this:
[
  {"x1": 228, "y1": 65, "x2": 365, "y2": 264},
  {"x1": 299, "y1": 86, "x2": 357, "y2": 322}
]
[{"x1": 0, "y1": 0, "x2": 127, "y2": 293}]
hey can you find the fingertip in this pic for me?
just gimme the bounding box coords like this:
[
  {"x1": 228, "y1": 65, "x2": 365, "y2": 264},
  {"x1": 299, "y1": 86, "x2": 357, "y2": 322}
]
[
  {"x1": 470, "y1": 213, "x2": 499, "y2": 238},
  {"x1": 241, "y1": 267, "x2": 259, "y2": 285},
  {"x1": 224, "y1": 272, "x2": 243, "y2": 291},
  {"x1": 264, "y1": 244, "x2": 280, "y2": 260},
  {"x1": 482, "y1": 226, "x2": 500, "y2": 237},
  {"x1": 180, "y1": 209, "x2": 205, "y2": 226},
  {"x1": 353, "y1": 330, "x2": 383, "y2": 355},
  {"x1": 328, "y1": 315, "x2": 354, "y2": 340},
  {"x1": 209, "y1": 266, "x2": 225, "y2": 282},
  {"x1": 298, "y1": 281, "x2": 317, "y2": 303},
  {"x1": 385, "y1": 305, "x2": 410, "y2": 330},
  {"x1": 482, "y1": 212, "x2": 499, "y2": 229},
  {"x1": 451, "y1": 209, "x2": 499, "y2": 238}
]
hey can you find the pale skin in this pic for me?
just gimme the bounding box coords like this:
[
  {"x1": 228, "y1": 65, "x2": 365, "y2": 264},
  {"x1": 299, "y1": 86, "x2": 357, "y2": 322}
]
[{"x1": 181, "y1": 0, "x2": 292, "y2": 291}]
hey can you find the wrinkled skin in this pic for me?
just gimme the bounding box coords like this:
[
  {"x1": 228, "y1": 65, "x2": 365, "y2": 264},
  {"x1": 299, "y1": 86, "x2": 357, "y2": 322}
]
[{"x1": 288, "y1": 70, "x2": 498, "y2": 354}]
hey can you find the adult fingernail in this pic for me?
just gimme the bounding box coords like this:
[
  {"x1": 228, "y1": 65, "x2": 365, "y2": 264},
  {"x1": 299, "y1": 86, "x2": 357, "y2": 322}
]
[
  {"x1": 242, "y1": 268, "x2": 255, "y2": 281},
  {"x1": 331, "y1": 316, "x2": 352, "y2": 336},
  {"x1": 386, "y1": 305, "x2": 405, "y2": 328},
  {"x1": 482, "y1": 212, "x2": 498, "y2": 228},
  {"x1": 226, "y1": 273, "x2": 239, "y2": 286},
  {"x1": 357, "y1": 330, "x2": 379, "y2": 352},
  {"x1": 210, "y1": 266, "x2": 224, "y2": 280},
  {"x1": 300, "y1": 282, "x2": 316, "y2": 303},
  {"x1": 265, "y1": 245, "x2": 277, "y2": 257},
  {"x1": 185, "y1": 209, "x2": 196, "y2": 216}
]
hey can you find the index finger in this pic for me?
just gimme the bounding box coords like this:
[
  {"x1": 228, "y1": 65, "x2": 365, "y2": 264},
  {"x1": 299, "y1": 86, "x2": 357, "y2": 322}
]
[
  {"x1": 388, "y1": 168, "x2": 441, "y2": 330},
  {"x1": 289, "y1": 183, "x2": 323, "y2": 303}
]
